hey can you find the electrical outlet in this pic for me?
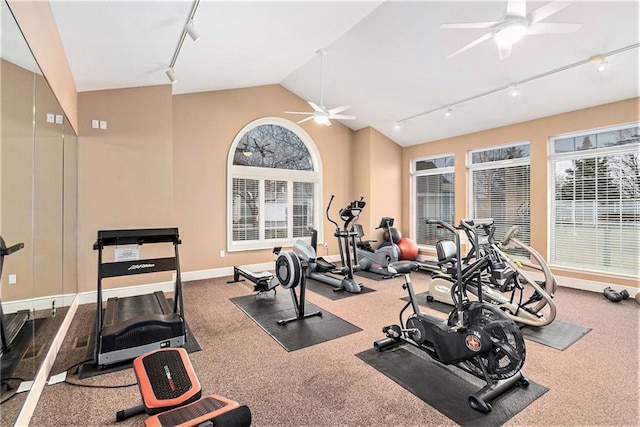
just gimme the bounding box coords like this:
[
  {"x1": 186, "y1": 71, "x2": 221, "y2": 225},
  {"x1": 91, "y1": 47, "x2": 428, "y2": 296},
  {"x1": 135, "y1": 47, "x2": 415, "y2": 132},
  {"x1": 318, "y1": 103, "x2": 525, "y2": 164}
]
[
  {"x1": 219, "y1": 250, "x2": 225, "y2": 258},
  {"x1": 8, "y1": 274, "x2": 17, "y2": 285},
  {"x1": 99, "y1": 120, "x2": 107, "y2": 130},
  {"x1": 55, "y1": 114, "x2": 63, "y2": 124},
  {"x1": 46, "y1": 113, "x2": 55, "y2": 123},
  {"x1": 91, "y1": 119, "x2": 99, "y2": 129}
]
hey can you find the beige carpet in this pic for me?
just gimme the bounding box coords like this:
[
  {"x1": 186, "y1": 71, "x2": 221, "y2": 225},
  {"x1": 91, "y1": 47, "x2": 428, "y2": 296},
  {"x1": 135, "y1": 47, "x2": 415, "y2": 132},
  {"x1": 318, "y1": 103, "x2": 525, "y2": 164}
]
[{"x1": 25, "y1": 274, "x2": 640, "y2": 426}]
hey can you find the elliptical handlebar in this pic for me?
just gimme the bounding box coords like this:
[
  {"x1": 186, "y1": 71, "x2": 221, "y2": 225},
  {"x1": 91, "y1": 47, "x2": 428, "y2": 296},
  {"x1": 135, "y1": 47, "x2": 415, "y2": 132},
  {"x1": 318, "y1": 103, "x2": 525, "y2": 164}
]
[
  {"x1": 326, "y1": 195, "x2": 339, "y2": 231},
  {"x1": 326, "y1": 194, "x2": 367, "y2": 232}
]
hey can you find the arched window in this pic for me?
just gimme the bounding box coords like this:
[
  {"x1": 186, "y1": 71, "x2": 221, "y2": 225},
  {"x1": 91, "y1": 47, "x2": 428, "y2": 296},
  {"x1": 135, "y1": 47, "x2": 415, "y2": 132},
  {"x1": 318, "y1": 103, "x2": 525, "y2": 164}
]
[{"x1": 227, "y1": 117, "x2": 322, "y2": 251}]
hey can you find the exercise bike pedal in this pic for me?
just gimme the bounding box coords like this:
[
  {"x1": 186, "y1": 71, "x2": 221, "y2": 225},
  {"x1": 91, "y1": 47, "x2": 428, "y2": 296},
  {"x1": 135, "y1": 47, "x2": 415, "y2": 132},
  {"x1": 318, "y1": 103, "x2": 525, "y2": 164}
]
[{"x1": 382, "y1": 325, "x2": 401, "y2": 338}]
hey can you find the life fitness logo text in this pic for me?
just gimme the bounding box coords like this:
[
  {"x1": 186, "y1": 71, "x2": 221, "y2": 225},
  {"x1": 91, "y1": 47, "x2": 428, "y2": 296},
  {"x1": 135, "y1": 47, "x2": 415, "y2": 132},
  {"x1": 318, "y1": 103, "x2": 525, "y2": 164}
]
[
  {"x1": 128, "y1": 263, "x2": 155, "y2": 271},
  {"x1": 465, "y1": 332, "x2": 482, "y2": 352}
]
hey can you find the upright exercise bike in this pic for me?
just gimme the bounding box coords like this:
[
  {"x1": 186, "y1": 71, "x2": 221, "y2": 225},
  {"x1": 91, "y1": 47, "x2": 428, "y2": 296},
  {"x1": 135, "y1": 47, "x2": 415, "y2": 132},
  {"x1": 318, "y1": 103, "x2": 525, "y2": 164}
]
[
  {"x1": 351, "y1": 216, "x2": 400, "y2": 279},
  {"x1": 374, "y1": 218, "x2": 528, "y2": 414}
]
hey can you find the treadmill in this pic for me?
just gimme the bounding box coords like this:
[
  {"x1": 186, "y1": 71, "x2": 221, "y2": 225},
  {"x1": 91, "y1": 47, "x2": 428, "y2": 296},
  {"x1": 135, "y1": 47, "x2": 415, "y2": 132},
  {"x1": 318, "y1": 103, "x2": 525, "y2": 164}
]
[
  {"x1": 0, "y1": 235, "x2": 28, "y2": 357},
  {"x1": 94, "y1": 228, "x2": 186, "y2": 367}
]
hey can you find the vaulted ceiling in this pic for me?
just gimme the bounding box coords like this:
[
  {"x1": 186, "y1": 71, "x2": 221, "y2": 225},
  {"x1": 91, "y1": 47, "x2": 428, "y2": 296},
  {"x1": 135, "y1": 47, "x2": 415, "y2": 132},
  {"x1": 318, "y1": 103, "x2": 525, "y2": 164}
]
[{"x1": 47, "y1": 1, "x2": 639, "y2": 146}]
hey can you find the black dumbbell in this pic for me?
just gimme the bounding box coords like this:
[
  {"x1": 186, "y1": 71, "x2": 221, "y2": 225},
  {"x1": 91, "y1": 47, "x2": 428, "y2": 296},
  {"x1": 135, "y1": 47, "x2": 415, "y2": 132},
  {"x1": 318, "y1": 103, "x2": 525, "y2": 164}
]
[{"x1": 603, "y1": 287, "x2": 629, "y2": 303}]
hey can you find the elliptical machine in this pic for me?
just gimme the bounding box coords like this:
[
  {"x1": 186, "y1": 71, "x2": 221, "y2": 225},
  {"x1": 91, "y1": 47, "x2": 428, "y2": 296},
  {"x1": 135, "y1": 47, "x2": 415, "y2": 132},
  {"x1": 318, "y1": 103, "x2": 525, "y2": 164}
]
[
  {"x1": 374, "y1": 218, "x2": 528, "y2": 414},
  {"x1": 351, "y1": 216, "x2": 400, "y2": 279},
  {"x1": 293, "y1": 195, "x2": 363, "y2": 293},
  {"x1": 427, "y1": 219, "x2": 557, "y2": 327}
]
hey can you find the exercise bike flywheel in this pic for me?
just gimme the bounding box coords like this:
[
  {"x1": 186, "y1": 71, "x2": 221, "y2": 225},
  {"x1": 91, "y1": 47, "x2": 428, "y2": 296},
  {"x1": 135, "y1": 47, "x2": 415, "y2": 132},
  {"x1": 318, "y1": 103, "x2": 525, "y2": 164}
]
[{"x1": 450, "y1": 302, "x2": 526, "y2": 381}]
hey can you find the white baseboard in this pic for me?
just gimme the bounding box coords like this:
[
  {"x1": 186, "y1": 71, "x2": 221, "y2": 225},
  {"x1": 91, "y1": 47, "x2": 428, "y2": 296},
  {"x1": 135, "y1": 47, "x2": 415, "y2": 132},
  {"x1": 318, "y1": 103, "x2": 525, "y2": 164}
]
[{"x1": 2, "y1": 293, "x2": 78, "y2": 315}]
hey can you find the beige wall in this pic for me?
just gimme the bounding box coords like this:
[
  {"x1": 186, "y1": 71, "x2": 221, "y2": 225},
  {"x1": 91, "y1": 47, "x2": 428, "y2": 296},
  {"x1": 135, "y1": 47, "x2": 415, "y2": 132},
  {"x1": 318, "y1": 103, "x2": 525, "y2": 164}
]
[
  {"x1": 33, "y1": 73, "x2": 64, "y2": 299},
  {"x1": 402, "y1": 97, "x2": 640, "y2": 288},
  {"x1": 172, "y1": 84, "x2": 356, "y2": 273},
  {"x1": 8, "y1": 0, "x2": 78, "y2": 132},
  {"x1": 353, "y1": 127, "x2": 403, "y2": 242},
  {"x1": 1, "y1": 59, "x2": 34, "y2": 301},
  {"x1": 77, "y1": 85, "x2": 174, "y2": 293}
]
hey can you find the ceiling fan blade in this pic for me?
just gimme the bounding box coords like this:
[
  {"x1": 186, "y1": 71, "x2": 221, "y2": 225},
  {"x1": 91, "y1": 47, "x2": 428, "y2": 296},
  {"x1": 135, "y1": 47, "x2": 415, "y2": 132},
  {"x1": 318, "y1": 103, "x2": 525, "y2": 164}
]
[
  {"x1": 529, "y1": 1, "x2": 571, "y2": 24},
  {"x1": 528, "y1": 22, "x2": 582, "y2": 34},
  {"x1": 297, "y1": 116, "x2": 315, "y2": 124},
  {"x1": 285, "y1": 111, "x2": 313, "y2": 115},
  {"x1": 327, "y1": 105, "x2": 351, "y2": 115},
  {"x1": 308, "y1": 101, "x2": 325, "y2": 113},
  {"x1": 498, "y1": 42, "x2": 513, "y2": 60},
  {"x1": 506, "y1": 0, "x2": 527, "y2": 18},
  {"x1": 440, "y1": 21, "x2": 498, "y2": 29},
  {"x1": 328, "y1": 114, "x2": 356, "y2": 120},
  {"x1": 446, "y1": 32, "x2": 493, "y2": 58}
]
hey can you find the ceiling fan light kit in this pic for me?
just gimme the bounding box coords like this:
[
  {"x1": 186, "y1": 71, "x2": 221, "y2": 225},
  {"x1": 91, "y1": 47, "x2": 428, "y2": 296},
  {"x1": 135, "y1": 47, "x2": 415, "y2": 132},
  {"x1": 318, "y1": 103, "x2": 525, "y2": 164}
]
[
  {"x1": 494, "y1": 18, "x2": 528, "y2": 46},
  {"x1": 285, "y1": 48, "x2": 356, "y2": 126},
  {"x1": 441, "y1": 0, "x2": 581, "y2": 60}
]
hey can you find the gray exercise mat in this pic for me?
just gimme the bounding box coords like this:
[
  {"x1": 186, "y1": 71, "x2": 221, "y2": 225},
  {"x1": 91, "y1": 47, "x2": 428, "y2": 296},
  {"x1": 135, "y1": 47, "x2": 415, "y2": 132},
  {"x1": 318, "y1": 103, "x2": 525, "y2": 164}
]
[
  {"x1": 230, "y1": 291, "x2": 362, "y2": 351},
  {"x1": 520, "y1": 319, "x2": 591, "y2": 350},
  {"x1": 357, "y1": 344, "x2": 548, "y2": 427}
]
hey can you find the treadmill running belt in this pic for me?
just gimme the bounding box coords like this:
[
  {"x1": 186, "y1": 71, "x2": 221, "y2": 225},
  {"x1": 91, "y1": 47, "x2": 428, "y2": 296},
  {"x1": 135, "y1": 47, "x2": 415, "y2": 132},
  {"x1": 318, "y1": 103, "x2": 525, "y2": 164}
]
[{"x1": 111, "y1": 293, "x2": 166, "y2": 324}]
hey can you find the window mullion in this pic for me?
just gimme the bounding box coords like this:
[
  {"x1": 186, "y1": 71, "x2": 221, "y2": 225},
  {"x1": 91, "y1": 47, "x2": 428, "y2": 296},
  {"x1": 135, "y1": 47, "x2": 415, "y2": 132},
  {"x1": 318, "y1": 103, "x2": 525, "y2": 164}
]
[
  {"x1": 259, "y1": 179, "x2": 265, "y2": 241},
  {"x1": 288, "y1": 181, "x2": 293, "y2": 240}
]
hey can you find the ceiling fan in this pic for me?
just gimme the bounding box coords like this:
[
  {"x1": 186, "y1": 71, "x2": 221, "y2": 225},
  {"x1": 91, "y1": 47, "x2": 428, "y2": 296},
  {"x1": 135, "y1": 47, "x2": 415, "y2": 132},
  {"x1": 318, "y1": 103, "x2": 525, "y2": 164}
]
[
  {"x1": 285, "y1": 48, "x2": 355, "y2": 126},
  {"x1": 441, "y1": 0, "x2": 582, "y2": 60}
]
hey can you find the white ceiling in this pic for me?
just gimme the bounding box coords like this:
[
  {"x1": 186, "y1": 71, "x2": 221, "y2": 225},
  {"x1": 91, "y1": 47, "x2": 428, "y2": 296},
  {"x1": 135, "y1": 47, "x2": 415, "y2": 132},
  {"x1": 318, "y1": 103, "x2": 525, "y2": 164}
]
[{"x1": 47, "y1": 0, "x2": 639, "y2": 147}]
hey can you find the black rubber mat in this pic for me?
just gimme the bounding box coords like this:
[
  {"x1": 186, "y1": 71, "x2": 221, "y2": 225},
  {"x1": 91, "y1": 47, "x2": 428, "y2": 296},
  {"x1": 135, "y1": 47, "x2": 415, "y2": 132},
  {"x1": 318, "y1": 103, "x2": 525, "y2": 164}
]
[
  {"x1": 521, "y1": 319, "x2": 591, "y2": 350},
  {"x1": 354, "y1": 269, "x2": 397, "y2": 281},
  {"x1": 230, "y1": 291, "x2": 362, "y2": 352},
  {"x1": 305, "y1": 277, "x2": 375, "y2": 300},
  {"x1": 357, "y1": 344, "x2": 548, "y2": 427},
  {"x1": 0, "y1": 318, "x2": 46, "y2": 380}
]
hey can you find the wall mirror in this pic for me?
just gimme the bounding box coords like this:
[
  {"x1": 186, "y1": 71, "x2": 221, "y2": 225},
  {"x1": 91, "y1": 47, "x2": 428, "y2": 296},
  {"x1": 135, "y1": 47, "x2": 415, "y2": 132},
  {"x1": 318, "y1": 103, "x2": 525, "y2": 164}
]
[{"x1": 1, "y1": 1, "x2": 77, "y2": 424}]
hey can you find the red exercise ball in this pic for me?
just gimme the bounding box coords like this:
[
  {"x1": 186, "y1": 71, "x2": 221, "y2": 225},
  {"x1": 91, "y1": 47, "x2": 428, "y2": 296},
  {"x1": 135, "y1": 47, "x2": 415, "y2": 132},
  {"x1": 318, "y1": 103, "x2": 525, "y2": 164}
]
[{"x1": 397, "y1": 237, "x2": 419, "y2": 261}]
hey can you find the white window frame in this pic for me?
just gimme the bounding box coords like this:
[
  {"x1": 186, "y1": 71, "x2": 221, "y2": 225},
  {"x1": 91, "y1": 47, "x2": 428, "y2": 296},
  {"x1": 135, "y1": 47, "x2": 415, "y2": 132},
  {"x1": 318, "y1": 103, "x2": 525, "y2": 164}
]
[
  {"x1": 411, "y1": 154, "x2": 455, "y2": 248},
  {"x1": 227, "y1": 117, "x2": 323, "y2": 252},
  {"x1": 548, "y1": 122, "x2": 639, "y2": 278},
  {"x1": 468, "y1": 141, "x2": 531, "y2": 249}
]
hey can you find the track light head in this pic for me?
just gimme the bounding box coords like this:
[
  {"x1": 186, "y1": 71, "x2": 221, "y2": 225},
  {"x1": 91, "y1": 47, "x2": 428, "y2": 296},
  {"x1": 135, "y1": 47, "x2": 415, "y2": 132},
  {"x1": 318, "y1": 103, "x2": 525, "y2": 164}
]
[
  {"x1": 185, "y1": 20, "x2": 201, "y2": 42},
  {"x1": 510, "y1": 85, "x2": 520, "y2": 98},
  {"x1": 590, "y1": 55, "x2": 608, "y2": 73},
  {"x1": 166, "y1": 68, "x2": 177, "y2": 84},
  {"x1": 597, "y1": 59, "x2": 608, "y2": 72},
  {"x1": 444, "y1": 108, "x2": 453, "y2": 118}
]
